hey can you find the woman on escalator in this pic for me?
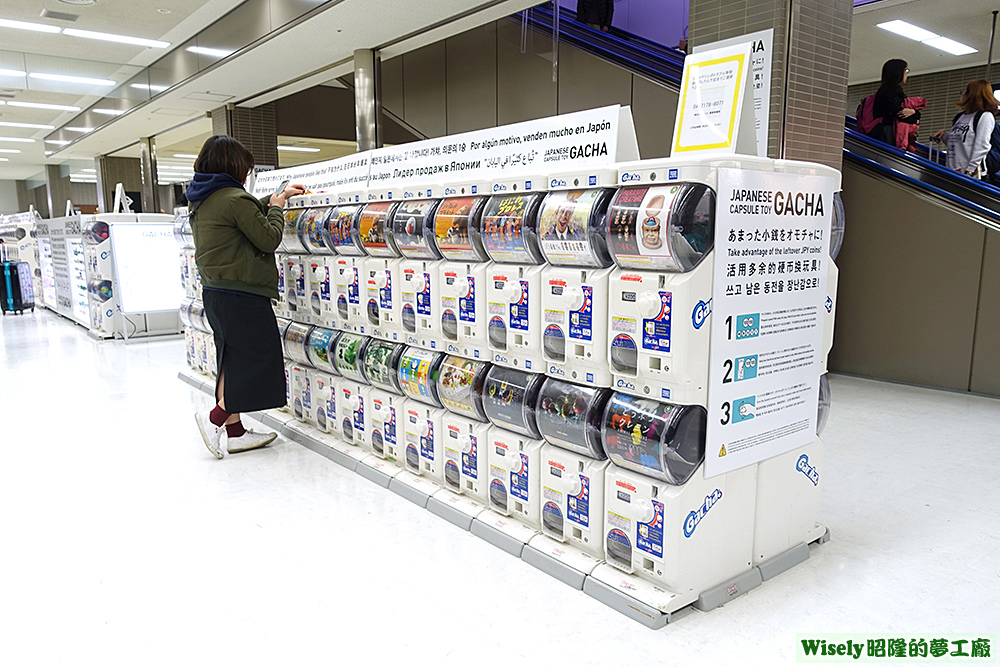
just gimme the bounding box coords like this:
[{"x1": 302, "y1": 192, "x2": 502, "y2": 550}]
[
  {"x1": 869, "y1": 59, "x2": 920, "y2": 146},
  {"x1": 935, "y1": 79, "x2": 999, "y2": 179}
]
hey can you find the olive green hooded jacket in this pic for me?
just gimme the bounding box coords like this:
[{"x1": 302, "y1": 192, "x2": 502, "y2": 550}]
[{"x1": 190, "y1": 187, "x2": 283, "y2": 299}]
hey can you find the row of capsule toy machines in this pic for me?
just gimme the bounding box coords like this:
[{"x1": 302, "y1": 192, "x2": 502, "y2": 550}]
[
  {"x1": 269, "y1": 155, "x2": 844, "y2": 619},
  {"x1": 174, "y1": 211, "x2": 218, "y2": 377}
]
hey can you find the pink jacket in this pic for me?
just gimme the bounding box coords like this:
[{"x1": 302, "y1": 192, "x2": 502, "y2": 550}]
[{"x1": 896, "y1": 96, "x2": 927, "y2": 152}]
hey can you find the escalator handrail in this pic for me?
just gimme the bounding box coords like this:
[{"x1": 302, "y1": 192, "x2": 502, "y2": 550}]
[
  {"x1": 843, "y1": 118, "x2": 1000, "y2": 197},
  {"x1": 843, "y1": 147, "x2": 1000, "y2": 224},
  {"x1": 513, "y1": 6, "x2": 684, "y2": 86}
]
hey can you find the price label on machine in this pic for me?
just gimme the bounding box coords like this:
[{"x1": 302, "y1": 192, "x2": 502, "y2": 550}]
[{"x1": 705, "y1": 168, "x2": 834, "y2": 478}]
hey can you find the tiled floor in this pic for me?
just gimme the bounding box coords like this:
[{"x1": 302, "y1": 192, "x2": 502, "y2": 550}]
[{"x1": 1, "y1": 309, "x2": 997, "y2": 665}]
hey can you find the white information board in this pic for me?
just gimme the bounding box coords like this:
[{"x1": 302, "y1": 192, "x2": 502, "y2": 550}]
[
  {"x1": 672, "y1": 43, "x2": 755, "y2": 156},
  {"x1": 368, "y1": 105, "x2": 638, "y2": 188},
  {"x1": 705, "y1": 167, "x2": 835, "y2": 477},
  {"x1": 111, "y1": 222, "x2": 184, "y2": 313},
  {"x1": 694, "y1": 29, "x2": 773, "y2": 158},
  {"x1": 250, "y1": 152, "x2": 373, "y2": 197}
]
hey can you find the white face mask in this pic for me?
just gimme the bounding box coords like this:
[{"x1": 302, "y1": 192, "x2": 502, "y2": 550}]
[{"x1": 244, "y1": 169, "x2": 256, "y2": 192}]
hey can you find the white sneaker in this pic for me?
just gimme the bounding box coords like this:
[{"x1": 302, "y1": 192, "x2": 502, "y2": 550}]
[
  {"x1": 195, "y1": 412, "x2": 224, "y2": 460},
  {"x1": 226, "y1": 429, "x2": 278, "y2": 454}
]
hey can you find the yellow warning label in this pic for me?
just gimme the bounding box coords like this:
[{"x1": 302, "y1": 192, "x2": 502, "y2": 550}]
[{"x1": 719, "y1": 445, "x2": 727, "y2": 457}]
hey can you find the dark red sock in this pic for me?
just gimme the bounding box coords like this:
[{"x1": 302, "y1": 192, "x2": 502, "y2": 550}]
[
  {"x1": 226, "y1": 421, "x2": 246, "y2": 438},
  {"x1": 210, "y1": 405, "x2": 229, "y2": 427}
]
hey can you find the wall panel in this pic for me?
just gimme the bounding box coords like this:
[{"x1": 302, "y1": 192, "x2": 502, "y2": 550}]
[
  {"x1": 402, "y1": 42, "x2": 448, "y2": 139},
  {"x1": 446, "y1": 23, "x2": 498, "y2": 134}
]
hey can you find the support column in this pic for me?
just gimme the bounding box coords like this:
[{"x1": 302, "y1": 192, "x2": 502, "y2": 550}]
[
  {"x1": 210, "y1": 103, "x2": 278, "y2": 169},
  {"x1": 139, "y1": 137, "x2": 160, "y2": 214},
  {"x1": 689, "y1": 0, "x2": 852, "y2": 170},
  {"x1": 354, "y1": 49, "x2": 383, "y2": 151},
  {"x1": 45, "y1": 165, "x2": 72, "y2": 218},
  {"x1": 15, "y1": 180, "x2": 29, "y2": 212},
  {"x1": 95, "y1": 155, "x2": 143, "y2": 213}
]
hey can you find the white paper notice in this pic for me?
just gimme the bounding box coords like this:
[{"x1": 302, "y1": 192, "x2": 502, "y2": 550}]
[
  {"x1": 672, "y1": 44, "x2": 750, "y2": 154},
  {"x1": 694, "y1": 29, "x2": 772, "y2": 158},
  {"x1": 705, "y1": 168, "x2": 834, "y2": 478}
]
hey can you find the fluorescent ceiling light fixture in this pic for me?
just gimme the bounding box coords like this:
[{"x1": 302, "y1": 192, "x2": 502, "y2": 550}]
[
  {"x1": 0, "y1": 136, "x2": 35, "y2": 143},
  {"x1": 45, "y1": 140, "x2": 70, "y2": 145},
  {"x1": 0, "y1": 148, "x2": 21, "y2": 153},
  {"x1": 93, "y1": 108, "x2": 124, "y2": 116},
  {"x1": 924, "y1": 36, "x2": 977, "y2": 56},
  {"x1": 877, "y1": 20, "x2": 939, "y2": 42},
  {"x1": 0, "y1": 18, "x2": 61, "y2": 34},
  {"x1": 277, "y1": 145, "x2": 320, "y2": 152},
  {"x1": 62, "y1": 28, "x2": 169, "y2": 49},
  {"x1": 6, "y1": 101, "x2": 81, "y2": 112},
  {"x1": 44, "y1": 151, "x2": 52, "y2": 155},
  {"x1": 65, "y1": 127, "x2": 92, "y2": 133},
  {"x1": 186, "y1": 46, "x2": 233, "y2": 58},
  {"x1": 173, "y1": 153, "x2": 198, "y2": 159},
  {"x1": 0, "y1": 157, "x2": 8, "y2": 161},
  {"x1": 130, "y1": 83, "x2": 168, "y2": 92},
  {"x1": 29, "y1": 72, "x2": 116, "y2": 86},
  {"x1": 0, "y1": 69, "x2": 26, "y2": 77},
  {"x1": 0, "y1": 121, "x2": 54, "y2": 129}
]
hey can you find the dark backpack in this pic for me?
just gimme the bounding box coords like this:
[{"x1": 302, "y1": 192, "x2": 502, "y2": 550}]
[
  {"x1": 952, "y1": 110, "x2": 1000, "y2": 175},
  {"x1": 856, "y1": 94, "x2": 880, "y2": 135}
]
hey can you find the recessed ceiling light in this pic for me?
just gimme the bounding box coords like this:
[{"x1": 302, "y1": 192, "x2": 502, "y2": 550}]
[
  {"x1": 58, "y1": 0, "x2": 97, "y2": 6},
  {"x1": 45, "y1": 140, "x2": 70, "y2": 145},
  {"x1": 924, "y1": 36, "x2": 977, "y2": 56},
  {"x1": 130, "y1": 83, "x2": 168, "y2": 92},
  {"x1": 0, "y1": 121, "x2": 55, "y2": 129},
  {"x1": 0, "y1": 157, "x2": 8, "y2": 161},
  {"x1": 65, "y1": 127, "x2": 92, "y2": 133},
  {"x1": 0, "y1": 136, "x2": 35, "y2": 143},
  {"x1": 0, "y1": 18, "x2": 61, "y2": 34},
  {"x1": 0, "y1": 148, "x2": 21, "y2": 153},
  {"x1": 6, "y1": 101, "x2": 81, "y2": 112},
  {"x1": 0, "y1": 69, "x2": 27, "y2": 77},
  {"x1": 62, "y1": 28, "x2": 169, "y2": 49},
  {"x1": 158, "y1": 8, "x2": 172, "y2": 14},
  {"x1": 93, "y1": 108, "x2": 124, "y2": 116},
  {"x1": 277, "y1": 145, "x2": 320, "y2": 152},
  {"x1": 81, "y1": 168, "x2": 96, "y2": 173},
  {"x1": 186, "y1": 46, "x2": 233, "y2": 58},
  {"x1": 173, "y1": 153, "x2": 199, "y2": 159},
  {"x1": 877, "y1": 20, "x2": 939, "y2": 42},
  {"x1": 29, "y1": 72, "x2": 116, "y2": 86}
]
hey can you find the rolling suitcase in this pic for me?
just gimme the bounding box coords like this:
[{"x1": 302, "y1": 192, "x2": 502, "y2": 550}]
[{"x1": 1, "y1": 261, "x2": 34, "y2": 315}]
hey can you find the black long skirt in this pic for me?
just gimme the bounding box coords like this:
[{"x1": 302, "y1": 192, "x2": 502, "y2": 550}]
[{"x1": 203, "y1": 288, "x2": 286, "y2": 414}]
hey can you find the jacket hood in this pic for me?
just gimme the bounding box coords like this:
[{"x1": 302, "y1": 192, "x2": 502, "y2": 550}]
[{"x1": 185, "y1": 172, "x2": 245, "y2": 204}]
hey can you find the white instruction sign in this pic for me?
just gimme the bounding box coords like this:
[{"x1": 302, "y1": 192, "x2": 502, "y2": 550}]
[
  {"x1": 367, "y1": 105, "x2": 637, "y2": 188},
  {"x1": 705, "y1": 168, "x2": 834, "y2": 477},
  {"x1": 250, "y1": 152, "x2": 372, "y2": 197},
  {"x1": 673, "y1": 43, "x2": 753, "y2": 155},
  {"x1": 694, "y1": 29, "x2": 772, "y2": 158}
]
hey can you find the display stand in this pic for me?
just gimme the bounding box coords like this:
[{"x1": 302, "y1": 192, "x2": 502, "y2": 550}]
[{"x1": 178, "y1": 103, "x2": 840, "y2": 629}]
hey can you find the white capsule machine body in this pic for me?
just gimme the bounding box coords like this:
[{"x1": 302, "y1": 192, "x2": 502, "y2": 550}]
[
  {"x1": 538, "y1": 168, "x2": 618, "y2": 387},
  {"x1": 368, "y1": 389, "x2": 404, "y2": 462},
  {"x1": 598, "y1": 462, "x2": 757, "y2": 598},
  {"x1": 486, "y1": 426, "x2": 544, "y2": 529},
  {"x1": 336, "y1": 378, "x2": 370, "y2": 449},
  {"x1": 538, "y1": 444, "x2": 609, "y2": 559},
  {"x1": 434, "y1": 179, "x2": 491, "y2": 361},
  {"x1": 299, "y1": 193, "x2": 338, "y2": 328},
  {"x1": 331, "y1": 189, "x2": 369, "y2": 334},
  {"x1": 440, "y1": 412, "x2": 491, "y2": 505},
  {"x1": 360, "y1": 186, "x2": 405, "y2": 342},
  {"x1": 401, "y1": 400, "x2": 445, "y2": 482},
  {"x1": 483, "y1": 174, "x2": 548, "y2": 372}
]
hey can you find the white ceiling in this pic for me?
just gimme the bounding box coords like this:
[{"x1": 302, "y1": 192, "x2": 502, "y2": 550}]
[
  {"x1": 4, "y1": 0, "x2": 996, "y2": 185},
  {"x1": 850, "y1": 0, "x2": 1000, "y2": 84}
]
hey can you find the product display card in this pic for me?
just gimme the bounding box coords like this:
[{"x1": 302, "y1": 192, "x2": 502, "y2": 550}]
[{"x1": 705, "y1": 167, "x2": 834, "y2": 478}]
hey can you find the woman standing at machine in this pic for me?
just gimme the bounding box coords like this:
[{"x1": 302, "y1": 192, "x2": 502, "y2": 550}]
[
  {"x1": 869, "y1": 59, "x2": 919, "y2": 146},
  {"x1": 187, "y1": 135, "x2": 305, "y2": 458}
]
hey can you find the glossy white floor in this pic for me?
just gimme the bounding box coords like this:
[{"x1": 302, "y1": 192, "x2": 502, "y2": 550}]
[{"x1": 1, "y1": 309, "x2": 998, "y2": 665}]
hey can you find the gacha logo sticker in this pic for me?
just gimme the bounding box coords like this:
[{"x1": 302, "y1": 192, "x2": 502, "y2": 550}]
[
  {"x1": 796, "y1": 454, "x2": 819, "y2": 486},
  {"x1": 692, "y1": 299, "x2": 712, "y2": 329},
  {"x1": 683, "y1": 489, "x2": 722, "y2": 537},
  {"x1": 621, "y1": 172, "x2": 641, "y2": 183}
]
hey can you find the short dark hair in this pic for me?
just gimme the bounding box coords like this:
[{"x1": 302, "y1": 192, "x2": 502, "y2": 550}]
[
  {"x1": 880, "y1": 59, "x2": 908, "y2": 92},
  {"x1": 194, "y1": 135, "x2": 255, "y2": 183}
]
